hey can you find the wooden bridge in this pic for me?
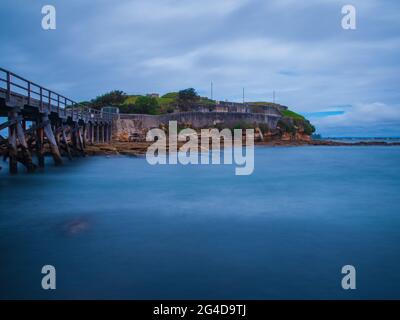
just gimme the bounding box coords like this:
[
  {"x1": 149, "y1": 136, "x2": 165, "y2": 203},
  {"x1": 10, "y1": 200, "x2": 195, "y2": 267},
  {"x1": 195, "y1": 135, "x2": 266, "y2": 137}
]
[{"x1": 0, "y1": 67, "x2": 116, "y2": 174}]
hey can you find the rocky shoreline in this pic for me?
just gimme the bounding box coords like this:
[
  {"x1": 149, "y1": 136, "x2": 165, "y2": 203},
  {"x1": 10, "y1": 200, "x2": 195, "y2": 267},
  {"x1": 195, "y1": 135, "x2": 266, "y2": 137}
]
[{"x1": 83, "y1": 139, "x2": 400, "y2": 157}]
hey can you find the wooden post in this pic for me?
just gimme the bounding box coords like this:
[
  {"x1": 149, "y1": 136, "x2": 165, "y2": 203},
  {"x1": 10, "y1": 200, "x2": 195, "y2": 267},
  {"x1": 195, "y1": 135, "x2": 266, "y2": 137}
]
[
  {"x1": 42, "y1": 113, "x2": 63, "y2": 166},
  {"x1": 82, "y1": 124, "x2": 87, "y2": 148},
  {"x1": 61, "y1": 122, "x2": 72, "y2": 160},
  {"x1": 36, "y1": 118, "x2": 45, "y2": 168},
  {"x1": 101, "y1": 124, "x2": 105, "y2": 144},
  {"x1": 8, "y1": 112, "x2": 18, "y2": 174},
  {"x1": 55, "y1": 121, "x2": 61, "y2": 147},
  {"x1": 72, "y1": 124, "x2": 79, "y2": 156},
  {"x1": 104, "y1": 124, "x2": 108, "y2": 143},
  {"x1": 92, "y1": 123, "x2": 95, "y2": 144},
  {"x1": 77, "y1": 125, "x2": 85, "y2": 155},
  {"x1": 90, "y1": 123, "x2": 94, "y2": 144},
  {"x1": 96, "y1": 123, "x2": 100, "y2": 144},
  {"x1": 16, "y1": 117, "x2": 36, "y2": 173}
]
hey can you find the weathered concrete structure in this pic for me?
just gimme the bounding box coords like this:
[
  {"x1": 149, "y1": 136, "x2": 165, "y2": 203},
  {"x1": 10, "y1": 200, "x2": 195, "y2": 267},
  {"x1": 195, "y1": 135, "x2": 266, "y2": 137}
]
[{"x1": 115, "y1": 110, "x2": 282, "y2": 140}]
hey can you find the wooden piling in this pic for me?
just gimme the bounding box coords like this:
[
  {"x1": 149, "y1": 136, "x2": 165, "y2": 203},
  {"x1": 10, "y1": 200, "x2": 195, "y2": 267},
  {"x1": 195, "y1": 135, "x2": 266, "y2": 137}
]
[
  {"x1": 16, "y1": 118, "x2": 36, "y2": 173},
  {"x1": 96, "y1": 123, "x2": 100, "y2": 144},
  {"x1": 36, "y1": 122, "x2": 45, "y2": 168},
  {"x1": 61, "y1": 123, "x2": 72, "y2": 160},
  {"x1": 7, "y1": 113, "x2": 18, "y2": 174},
  {"x1": 105, "y1": 124, "x2": 109, "y2": 144},
  {"x1": 77, "y1": 125, "x2": 85, "y2": 155},
  {"x1": 42, "y1": 113, "x2": 63, "y2": 166},
  {"x1": 90, "y1": 123, "x2": 94, "y2": 144},
  {"x1": 71, "y1": 125, "x2": 77, "y2": 154},
  {"x1": 82, "y1": 124, "x2": 87, "y2": 149}
]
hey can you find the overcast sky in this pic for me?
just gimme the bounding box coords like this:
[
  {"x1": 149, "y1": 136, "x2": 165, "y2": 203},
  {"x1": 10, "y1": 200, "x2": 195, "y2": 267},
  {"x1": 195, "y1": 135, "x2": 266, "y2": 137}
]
[{"x1": 1, "y1": 0, "x2": 399, "y2": 136}]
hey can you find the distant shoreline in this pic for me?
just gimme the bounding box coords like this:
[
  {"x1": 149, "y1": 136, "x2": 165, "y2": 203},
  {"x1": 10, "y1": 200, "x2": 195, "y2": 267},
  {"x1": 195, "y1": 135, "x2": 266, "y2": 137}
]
[{"x1": 256, "y1": 140, "x2": 400, "y2": 147}]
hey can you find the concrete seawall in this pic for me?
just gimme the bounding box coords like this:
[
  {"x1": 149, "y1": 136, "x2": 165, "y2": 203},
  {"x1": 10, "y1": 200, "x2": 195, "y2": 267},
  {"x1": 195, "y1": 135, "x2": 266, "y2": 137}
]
[{"x1": 115, "y1": 111, "x2": 281, "y2": 137}]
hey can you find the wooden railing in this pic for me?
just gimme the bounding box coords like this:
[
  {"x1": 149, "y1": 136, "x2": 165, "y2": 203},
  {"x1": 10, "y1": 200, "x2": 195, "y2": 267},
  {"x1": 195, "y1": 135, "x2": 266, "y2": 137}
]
[{"x1": 0, "y1": 67, "x2": 115, "y2": 122}]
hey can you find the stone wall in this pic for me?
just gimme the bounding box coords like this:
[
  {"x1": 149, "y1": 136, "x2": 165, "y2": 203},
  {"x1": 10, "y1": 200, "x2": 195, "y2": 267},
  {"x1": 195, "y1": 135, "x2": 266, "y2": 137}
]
[{"x1": 114, "y1": 111, "x2": 281, "y2": 139}]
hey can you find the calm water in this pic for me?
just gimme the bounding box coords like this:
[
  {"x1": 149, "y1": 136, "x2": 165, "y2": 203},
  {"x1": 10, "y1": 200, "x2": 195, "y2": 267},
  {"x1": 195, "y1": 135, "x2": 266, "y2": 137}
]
[{"x1": 1, "y1": 146, "x2": 400, "y2": 299}]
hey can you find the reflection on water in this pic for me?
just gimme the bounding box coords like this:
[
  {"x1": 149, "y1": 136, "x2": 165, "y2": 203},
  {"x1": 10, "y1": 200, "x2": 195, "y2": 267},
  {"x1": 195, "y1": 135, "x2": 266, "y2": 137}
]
[{"x1": 1, "y1": 146, "x2": 400, "y2": 299}]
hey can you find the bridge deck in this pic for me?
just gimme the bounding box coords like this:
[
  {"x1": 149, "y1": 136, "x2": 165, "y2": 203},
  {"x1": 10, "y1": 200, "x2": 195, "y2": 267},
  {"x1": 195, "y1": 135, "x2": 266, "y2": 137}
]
[
  {"x1": 0, "y1": 67, "x2": 114, "y2": 124},
  {"x1": 0, "y1": 67, "x2": 114, "y2": 174}
]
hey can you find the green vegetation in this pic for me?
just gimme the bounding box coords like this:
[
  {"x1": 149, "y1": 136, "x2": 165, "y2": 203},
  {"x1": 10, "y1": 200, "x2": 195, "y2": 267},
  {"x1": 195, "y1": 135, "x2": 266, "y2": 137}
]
[
  {"x1": 232, "y1": 121, "x2": 254, "y2": 130},
  {"x1": 178, "y1": 88, "x2": 199, "y2": 102},
  {"x1": 80, "y1": 89, "x2": 315, "y2": 135},
  {"x1": 281, "y1": 109, "x2": 305, "y2": 120},
  {"x1": 82, "y1": 88, "x2": 214, "y2": 115},
  {"x1": 130, "y1": 96, "x2": 160, "y2": 115},
  {"x1": 89, "y1": 90, "x2": 127, "y2": 109},
  {"x1": 123, "y1": 95, "x2": 140, "y2": 105},
  {"x1": 277, "y1": 108, "x2": 315, "y2": 135},
  {"x1": 302, "y1": 120, "x2": 316, "y2": 135},
  {"x1": 161, "y1": 92, "x2": 179, "y2": 99},
  {"x1": 278, "y1": 119, "x2": 296, "y2": 134},
  {"x1": 278, "y1": 116, "x2": 315, "y2": 135},
  {"x1": 257, "y1": 123, "x2": 270, "y2": 133},
  {"x1": 177, "y1": 88, "x2": 200, "y2": 112}
]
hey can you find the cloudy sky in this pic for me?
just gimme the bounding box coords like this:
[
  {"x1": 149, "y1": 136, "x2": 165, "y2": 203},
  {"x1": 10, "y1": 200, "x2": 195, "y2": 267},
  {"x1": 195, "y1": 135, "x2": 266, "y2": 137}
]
[{"x1": 1, "y1": 0, "x2": 399, "y2": 136}]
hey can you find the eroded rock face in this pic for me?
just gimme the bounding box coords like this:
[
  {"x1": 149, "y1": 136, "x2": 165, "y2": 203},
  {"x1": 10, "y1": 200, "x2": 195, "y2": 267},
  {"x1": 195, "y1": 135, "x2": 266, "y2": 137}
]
[
  {"x1": 281, "y1": 132, "x2": 292, "y2": 141},
  {"x1": 117, "y1": 131, "x2": 130, "y2": 142},
  {"x1": 113, "y1": 119, "x2": 149, "y2": 142},
  {"x1": 295, "y1": 132, "x2": 311, "y2": 142}
]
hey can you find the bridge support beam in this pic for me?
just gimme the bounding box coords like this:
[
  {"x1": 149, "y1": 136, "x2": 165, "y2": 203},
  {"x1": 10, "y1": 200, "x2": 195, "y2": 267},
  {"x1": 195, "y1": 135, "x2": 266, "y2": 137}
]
[
  {"x1": 36, "y1": 119, "x2": 45, "y2": 168},
  {"x1": 100, "y1": 124, "x2": 104, "y2": 144},
  {"x1": 42, "y1": 113, "x2": 63, "y2": 166},
  {"x1": 61, "y1": 122, "x2": 72, "y2": 160},
  {"x1": 72, "y1": 124, "x2": 85, "y2": 156},
  {"x1": 96, "y1": 123, "x2": 100, "y2": 144},
  {"x1": 104, "y1": 124, "x2": 108, "y2": 144},
  {"x1": 7, "y1": 111, "x2": 18, "y2": 174},
  {"x1": 77, "y1": 125, "x2": 85, "y2": 155},
  {"x1": 90, "y1": 123, "x2": 94, "y2": 144},
  {"x1": 82, "y1": 124, "x2": 87, "y2": 149},
  {"x1": 16, "y1": 116, "x2": 36, "y2": 173}
]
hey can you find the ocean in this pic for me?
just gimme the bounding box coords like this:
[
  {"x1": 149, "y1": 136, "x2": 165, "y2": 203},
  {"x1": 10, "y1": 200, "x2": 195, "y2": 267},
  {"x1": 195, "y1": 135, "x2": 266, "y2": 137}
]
[{"x1": 1, "y1": 146, "x2": 400, "y2": 299}]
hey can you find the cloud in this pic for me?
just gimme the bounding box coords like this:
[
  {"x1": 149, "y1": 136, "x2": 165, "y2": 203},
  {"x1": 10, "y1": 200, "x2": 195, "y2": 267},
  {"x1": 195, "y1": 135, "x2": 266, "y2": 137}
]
[
  {"x1": 111, "y1": 0, "x2": 249, "y2": 22},
  {"x1": 1, "y1": 0, "x2": 400, "y2": 135},
  {"x1": 313, "y1": 103, "x2": 400, "y2": 136}
]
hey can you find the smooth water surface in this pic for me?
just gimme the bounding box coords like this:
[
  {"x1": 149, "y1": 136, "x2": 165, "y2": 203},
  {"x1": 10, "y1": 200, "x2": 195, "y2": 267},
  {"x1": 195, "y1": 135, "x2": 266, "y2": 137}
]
[{"x1": 1, "y1": 146, "x2": 400, "y2": 299}]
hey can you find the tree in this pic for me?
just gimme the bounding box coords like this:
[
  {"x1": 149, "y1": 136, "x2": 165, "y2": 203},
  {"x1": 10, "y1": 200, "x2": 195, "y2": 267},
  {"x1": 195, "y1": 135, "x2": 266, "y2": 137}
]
[
  {"x1": 132, "y1": 96, "x2": 160, "y2": 115},
  {"x1": 177, "y1": 88, "x2": 199, "y2": 111},
  {"x1": 90, "y1": 90, "x2": 127, "y2": 109},
  {"x1": 178, "y1": 88, "x2": 199, "y2": 101}
]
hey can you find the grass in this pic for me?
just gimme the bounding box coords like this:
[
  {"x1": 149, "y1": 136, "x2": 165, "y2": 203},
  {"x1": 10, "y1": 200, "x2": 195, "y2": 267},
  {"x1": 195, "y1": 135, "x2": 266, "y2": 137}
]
[
  {"x1": 281, "y1": 109, "x2": 305, "y2": 120},
  {"x1": 123, "y1": 95, "x2": 140, "y2": 105}
]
